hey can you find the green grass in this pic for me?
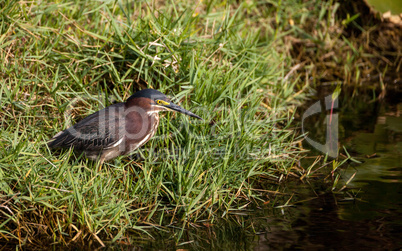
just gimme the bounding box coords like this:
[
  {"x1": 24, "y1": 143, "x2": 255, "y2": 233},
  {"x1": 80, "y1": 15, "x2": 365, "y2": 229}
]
[{"x1": 0, "y1": 0, "x2": 352, "y2": 247}]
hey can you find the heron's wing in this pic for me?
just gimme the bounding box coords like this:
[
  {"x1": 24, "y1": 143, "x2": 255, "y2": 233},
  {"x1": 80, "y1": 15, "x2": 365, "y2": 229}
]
[{"x1": 48, "y1": 103, "x2": 125, "y2": 151}]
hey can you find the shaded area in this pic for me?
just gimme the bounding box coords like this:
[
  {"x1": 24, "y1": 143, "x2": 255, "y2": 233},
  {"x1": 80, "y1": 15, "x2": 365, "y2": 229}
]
[
  {"x1": 257, "y1": 193, "x2": 401, "y2": 250},
  {"x1": 291, "y1": 88, "x2": 402, "y2": 250},
  {"x1": 289, "y1": 0, "x2": 401, "y2": 89}
]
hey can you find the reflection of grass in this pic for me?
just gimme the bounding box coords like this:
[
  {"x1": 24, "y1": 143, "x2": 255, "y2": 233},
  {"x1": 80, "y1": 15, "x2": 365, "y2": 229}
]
[{"x1": 0, "y1": 0, "x2": 358, "y2": 248}]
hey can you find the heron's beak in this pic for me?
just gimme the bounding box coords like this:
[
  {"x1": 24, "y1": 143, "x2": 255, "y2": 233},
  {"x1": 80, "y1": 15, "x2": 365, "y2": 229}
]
[{"x1": 164, "y1": 102, "x2": 202, "y2": 120}]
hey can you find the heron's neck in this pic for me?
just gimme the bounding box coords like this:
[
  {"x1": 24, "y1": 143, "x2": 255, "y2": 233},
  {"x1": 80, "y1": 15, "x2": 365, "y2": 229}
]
[
  {"x1": 148, "y1": 112, "x2": 160, "y2": 138},
  {"x1": 146, "y1": 111, "x2": 160, "y2": 125},
  {"x1": 146, "y1": 110, "x2": 161, "y2": 115}
]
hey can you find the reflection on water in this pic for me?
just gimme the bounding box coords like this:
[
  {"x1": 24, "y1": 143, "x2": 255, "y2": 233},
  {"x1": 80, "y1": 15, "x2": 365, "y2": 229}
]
[
  {"x1": 291, "y1": 93, "x2": 401, "y2": 248},
  {"x1": 338, "y1": 100, "x2": 402, "y2": 245},
  {"x1": 255, "y1": 95, "x2": 402, "y2": 250}
]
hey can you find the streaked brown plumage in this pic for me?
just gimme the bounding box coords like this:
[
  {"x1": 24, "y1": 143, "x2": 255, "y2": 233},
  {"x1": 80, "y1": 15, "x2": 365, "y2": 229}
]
[{"x1": 48, "y1": 89, "x2": 201, "y2": 161}]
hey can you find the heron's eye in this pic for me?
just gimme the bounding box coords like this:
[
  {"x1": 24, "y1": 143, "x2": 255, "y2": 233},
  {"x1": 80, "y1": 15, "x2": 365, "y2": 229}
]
[{"x1": 156, "y1": 100, "x2": 170, "y2": 106}]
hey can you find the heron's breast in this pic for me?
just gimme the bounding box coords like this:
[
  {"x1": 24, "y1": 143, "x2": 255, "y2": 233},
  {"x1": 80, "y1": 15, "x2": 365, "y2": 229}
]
[{"x1": 124, "y1": 112, "x2": 160, "y2": 153}]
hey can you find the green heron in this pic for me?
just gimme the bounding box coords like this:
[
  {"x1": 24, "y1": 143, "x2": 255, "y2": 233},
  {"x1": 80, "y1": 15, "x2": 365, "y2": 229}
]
[{"x1": 48, "y1": 89, "x2": 202, "y2": 162}]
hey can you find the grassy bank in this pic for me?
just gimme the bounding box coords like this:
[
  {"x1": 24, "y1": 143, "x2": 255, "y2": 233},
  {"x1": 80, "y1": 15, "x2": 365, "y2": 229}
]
[{"x1": 0, "y1": 0, "x2": 362, "y2": 248}]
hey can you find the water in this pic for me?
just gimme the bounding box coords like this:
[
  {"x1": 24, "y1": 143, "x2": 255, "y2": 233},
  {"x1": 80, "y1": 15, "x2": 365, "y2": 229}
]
[
  {"x1": 256, "y1": 90, "x2": 402, "y2": 250},
  {"x1": 338, "y1": 100, "x2": 402, "y2": 248}
]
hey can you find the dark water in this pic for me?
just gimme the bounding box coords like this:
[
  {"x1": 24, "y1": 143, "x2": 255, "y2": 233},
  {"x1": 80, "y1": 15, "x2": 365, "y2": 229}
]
[{"x1": 254, "y1": 91, "x2": 402, "y2": 250}]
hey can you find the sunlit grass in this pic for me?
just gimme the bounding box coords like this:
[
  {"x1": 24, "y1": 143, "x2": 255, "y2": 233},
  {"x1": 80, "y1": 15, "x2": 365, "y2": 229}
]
[{"x1": 0, "y1": 0, "x2": 318, "y2": 247}]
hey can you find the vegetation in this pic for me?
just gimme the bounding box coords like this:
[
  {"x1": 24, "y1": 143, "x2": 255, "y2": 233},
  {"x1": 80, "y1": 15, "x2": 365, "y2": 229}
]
[{"x1": 0, "y1": 0, "x2": 395, "y2": 248}]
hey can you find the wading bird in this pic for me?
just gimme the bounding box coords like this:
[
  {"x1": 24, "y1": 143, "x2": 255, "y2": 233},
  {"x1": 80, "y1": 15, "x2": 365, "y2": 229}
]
[{"x1": 48, "y1": 89, "x2": 202, "y2": 163}]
